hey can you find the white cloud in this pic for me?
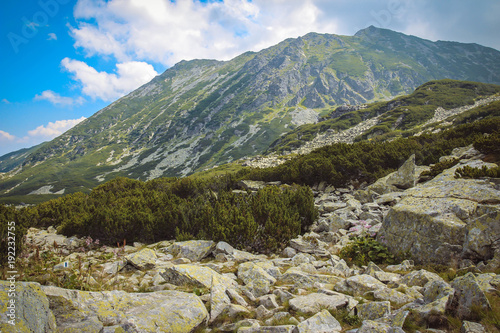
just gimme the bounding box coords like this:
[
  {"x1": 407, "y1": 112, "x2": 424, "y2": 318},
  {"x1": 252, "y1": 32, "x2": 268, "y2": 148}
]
[
  {"x1": 61, "y1": 58, "x2": 158, "y2": 101},
  {"x1": 48, "y1": 33, "x2": 58, "y2": 41},
  {"x1": 28, "y1": 117, "x2": 87, "y2": 138},
  {"x1": 1, "y1": 99, "x2": 10, "y2": 104},
  {"x1": 34, "y1": 90, "x2": 84, "y2": 106},
  {"x1": 0, "y1": 130, "x2": 16, "y2": 142},
  {"x1": 70, "y1": 0, "x2": 339, "y2": 66}
]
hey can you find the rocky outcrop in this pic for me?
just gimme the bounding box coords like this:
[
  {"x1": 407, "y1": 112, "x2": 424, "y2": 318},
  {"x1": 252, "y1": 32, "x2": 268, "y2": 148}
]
[
  {"x1": 378, "y1": 159, "x2": 500, "y2": 267},
  {"x1": 0, "y1": 281, "x2": 56, "y2": 333},
  {"x1": 42, "y1": 286, "x2": 208, "y2": 332}
]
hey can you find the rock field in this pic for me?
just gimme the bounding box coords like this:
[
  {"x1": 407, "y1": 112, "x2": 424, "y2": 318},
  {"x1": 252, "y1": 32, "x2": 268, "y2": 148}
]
[{"x1": 1, "y1": 145, "x2": 499, "y2": 332}]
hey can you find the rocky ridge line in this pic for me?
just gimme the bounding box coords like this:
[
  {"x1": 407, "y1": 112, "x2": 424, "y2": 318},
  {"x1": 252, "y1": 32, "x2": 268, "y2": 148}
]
[{"x1": 243, "y1": 95, "x2": 500, "y2": 169}]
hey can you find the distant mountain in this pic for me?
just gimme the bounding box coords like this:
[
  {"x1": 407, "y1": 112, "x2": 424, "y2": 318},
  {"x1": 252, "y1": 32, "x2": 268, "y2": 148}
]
[
  {"x1": 0, "y1": 143, "x2": 45, "y2": 173},
  {"x1": 1, "y1": 26, "x2": 500, "y2": 203},
  {"x1": 268, "y1": 79, "x2": 500, "y2": 155}
]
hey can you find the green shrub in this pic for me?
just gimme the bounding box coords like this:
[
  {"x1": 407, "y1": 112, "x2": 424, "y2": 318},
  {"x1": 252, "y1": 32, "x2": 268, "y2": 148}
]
[
  {"x1": 473, "y1": 131, "x2": 500, "y2": 155},
  {"x1": 455, "y1": 165, "x2": 500, "y2": 179},
  {"x1": 9, "y1": 176, "x2": 316, "y2": 254},
  {"x1": 420, "y1": 158, "x2": 460, "y2": 180},
  {"x1": 242, "y1": 117, "x2": 500, "y2": 188},
  {"x1": 339, "y1": 236, "x2": 395, "y2": 266}
]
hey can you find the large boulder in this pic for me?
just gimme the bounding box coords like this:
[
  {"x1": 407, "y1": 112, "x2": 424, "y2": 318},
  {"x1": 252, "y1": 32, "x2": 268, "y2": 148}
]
[
  {"x1": 356, "y1": 301, "x2": 391, "y2": 321},
  {"x1": 386, "y1": 154, "x2": 417, "y2": 189},
  {"x1": 378, "y1": 160, "x2": 500, "y2": 266},
  {"x1": 42, "y1": 286, "x2": 208, "y2": 333},
  {"x1": 160, "y1": 264, "x2": 235, "y2": 289},
  {"x1": 210, "y1": 275, "x2": 231, "y2": 322},
  {"x1": 295, "y1": 309, "x2": 342, "y2": 332},
  {"x1": 410, "y1": 279, "x2": 455, "y2": 319},
  {"x1": 165, "y1": 240, "x2": 215, "y2": 262},
  {"x1": 0, "y1": 281, "x2": 56, "y2": 333},
  {"x1": 238, "y1": 262, "x2": 277, "y2": 286},
  {"x1": 334, "y1": 274, "x2": 386, "y2": 296},
  {"x1": 451, "y1": 272, "x2": 491, "y2": 319},
  {"x1": 125, "y1": 248, "x2": 157, "y2": 270}
]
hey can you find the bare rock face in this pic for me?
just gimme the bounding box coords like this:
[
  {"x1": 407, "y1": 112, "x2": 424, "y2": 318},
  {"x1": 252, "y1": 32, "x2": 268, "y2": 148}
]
[
  {"x1": 41, "y1": 286, "x2": 208, "y2": 333},
  {"x1": 378, "y1": 159, "x2": 500, "y2": 266},
  {"x1": 0, "y1": 281, "x2": 56, "y2": 333}
]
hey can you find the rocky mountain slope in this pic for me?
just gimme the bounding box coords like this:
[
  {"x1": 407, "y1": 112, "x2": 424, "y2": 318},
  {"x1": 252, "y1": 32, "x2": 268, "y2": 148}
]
[
  {"x1": 2, "y1": 146, "x2": 499, "y2": 332},
  {"x1": 1, "y1": 27, "x2": 500, "y2": 203}
]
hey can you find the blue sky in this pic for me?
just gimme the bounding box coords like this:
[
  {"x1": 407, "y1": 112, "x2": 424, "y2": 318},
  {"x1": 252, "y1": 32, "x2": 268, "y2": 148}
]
[{"x1": 1, "y1": 0, "x2": 500, "y2": 156}]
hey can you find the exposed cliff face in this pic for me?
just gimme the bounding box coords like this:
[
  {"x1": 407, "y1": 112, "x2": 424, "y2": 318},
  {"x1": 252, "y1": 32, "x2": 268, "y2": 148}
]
[{"x1": 2, "y1": 26, "x2": 500, "y2": 201}]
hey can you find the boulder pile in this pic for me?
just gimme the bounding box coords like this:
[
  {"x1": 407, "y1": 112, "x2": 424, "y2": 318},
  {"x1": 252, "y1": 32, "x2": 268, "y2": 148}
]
[{"x1": 1, "y1": 146, "x2": 499, "y2": 333}]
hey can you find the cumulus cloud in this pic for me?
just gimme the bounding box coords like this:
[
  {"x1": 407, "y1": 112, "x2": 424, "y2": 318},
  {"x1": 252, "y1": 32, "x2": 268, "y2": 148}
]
[
  {"x1": 48, "y1": 33, "x2": 58, "y2": 41},
  {"x1": 0, "y1": 130, "x2": 16, "y2": 142},
  {"x1": 34, "y1": 90, "x2": 84, "y2": 106},
  {"x1": 61, "y1": 58, "x2": 158, "y2": 101},
  {"x1": 69, "y1": 0, "x2": 500, "y2": 69},
  {"x1": 70, "y1": 0, "x2": 339, "y2": 66},
  {"x1": 28, "y1": 117, "x2": 87, "y2": 138}
]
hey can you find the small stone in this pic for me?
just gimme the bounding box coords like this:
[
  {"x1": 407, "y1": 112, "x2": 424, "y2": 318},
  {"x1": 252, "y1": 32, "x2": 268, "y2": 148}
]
[
  {"x1": 282, "y1": 247, "x2": 297, "y2": 258},
  {"x1": 258, "y1": 294, "x2": 279, "y2": 309},
  {"x1": 461, "y1": 320, "x2": 486, "y2": 333},
  {"x1": 255, "y1": 304, "x2": 272, "y2": 319},
  {"x1": 227, "y1": 288, "x2": 249, "y2": 307}
]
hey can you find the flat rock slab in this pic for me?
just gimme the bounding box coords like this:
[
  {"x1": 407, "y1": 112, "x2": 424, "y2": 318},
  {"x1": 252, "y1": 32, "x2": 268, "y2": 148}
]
[
  {"x1": 289, "y1": 292, "x2": 348, "y2": 314},
  {"x1": 42, "y1": 286, "x2": 208, "y2": 333}
]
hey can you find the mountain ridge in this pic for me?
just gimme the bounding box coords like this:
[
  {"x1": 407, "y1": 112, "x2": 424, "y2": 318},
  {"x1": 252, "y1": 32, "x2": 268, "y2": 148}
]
[{"x1": 1, "y1": 26, "x2": 500, "y2": 203}]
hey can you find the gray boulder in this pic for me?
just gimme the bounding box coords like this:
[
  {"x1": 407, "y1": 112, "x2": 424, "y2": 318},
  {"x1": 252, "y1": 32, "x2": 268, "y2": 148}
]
[
  {"x1": 166, "y1": 240, "x2": 215, "y2": 262},
  {"x1": 357, "y1": 301, "x2": 391, "y2": 320},
  {"x1": 42, "y1": 286, "x2": 208, "y2": 333},
  {"x1": 125, "y1": 248, "x2": 157, "y2": 270},
  {"x1": 289, "y1": 292, "x2": 348, "y2": 314},
  {"x1": 451, "y1": 272, "x2": 491, "y2": 319},
  {"x1": 386, "y1": 154, "x2": 417, "y2": 189},
  {"x1": 0, "y1": 281, "x2": 56, "y2": 333},
  {"x1": 378, "y1": 159, "x2": 500, "y2": 266},
  {"x1": 295, "y1": 309, "x2": 342, "y2": 332},
  {"x1": 160, "y1": 264, "x2": 235, "y2": 289}
]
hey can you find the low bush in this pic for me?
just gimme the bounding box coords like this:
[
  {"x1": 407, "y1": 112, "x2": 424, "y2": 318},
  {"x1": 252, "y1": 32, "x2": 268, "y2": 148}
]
[
  {"x1": 339, "y1": 236, "x2": 395, "y2": 266},
  {"x1": 455, "y1": 165, "x2": 500, "y2": 179},
  {"x1": 2, "y1": 176, "x2": 317, "y2": 254},
  {"x1": 420, "y1": 158, "x2": 460, "y2": 180}
]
